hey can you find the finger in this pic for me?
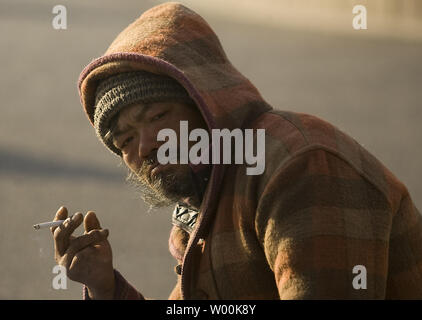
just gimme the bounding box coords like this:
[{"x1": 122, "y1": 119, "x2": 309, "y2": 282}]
[
  {"x1": 63, "y1": 229, "x2": 109, "y2": 269},
  {"x1": 65, "y1": 245, "x2": 97, "y2": 280},
  {"x1": 50, "y1": 206, "x2": 68, "y2": 235},
  {"x1": 53, "y1": 212, "x2": 83, "y2": 256},
  {"x1": 67, "y1": 229, "x2": 109, "y2": 257},
  {"x1": 84, "y1": 211, "x2": 101, "y2": 233}
]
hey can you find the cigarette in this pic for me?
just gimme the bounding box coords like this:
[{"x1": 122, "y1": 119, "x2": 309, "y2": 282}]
[{"x1": 33, "y1": 220, "x2": 65, "y2": 230}]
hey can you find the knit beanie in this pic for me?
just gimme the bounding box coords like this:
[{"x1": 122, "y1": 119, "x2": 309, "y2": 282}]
[{"x1": 94, "y1": 71, "x2": 193, "y2": 156}]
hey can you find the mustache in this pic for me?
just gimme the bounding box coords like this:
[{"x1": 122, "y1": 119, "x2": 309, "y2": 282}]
[
  {"x1": 125, "y1": 154, "x2": 178, "y2": 208},
  {"x1": 136, "y1": 153, "x2": 159, "y2": 182},
  {"x1": 135, "y1": 158, "x2": 181, "y2": 191}
]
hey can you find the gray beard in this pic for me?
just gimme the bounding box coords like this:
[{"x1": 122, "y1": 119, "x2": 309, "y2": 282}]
[{"x1": 125, "y1": 162, "x2": 197, "y2": 209}]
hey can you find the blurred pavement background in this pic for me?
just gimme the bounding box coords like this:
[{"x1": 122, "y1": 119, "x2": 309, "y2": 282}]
[{"x1": 0, "y1": 0, "x2": 421, "y2": 299}]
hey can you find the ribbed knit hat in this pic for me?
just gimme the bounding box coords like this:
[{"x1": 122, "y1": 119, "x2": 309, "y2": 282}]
[{"x1": 94, "y1": 71, "x2": 193, "y2": 156}]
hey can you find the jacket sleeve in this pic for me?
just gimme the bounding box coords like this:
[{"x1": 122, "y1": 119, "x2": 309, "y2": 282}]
[
  {"x1": 82, "y1": 269, "x2": 145, "y2": 300},
  {"x1": 256, "y1": 148, "x2": 393, "y2": 299}
]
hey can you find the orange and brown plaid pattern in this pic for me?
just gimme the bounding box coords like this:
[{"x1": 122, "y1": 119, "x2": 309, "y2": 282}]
[{"x1": 78, "y1": 3, "x2": 422, "y2": 299}]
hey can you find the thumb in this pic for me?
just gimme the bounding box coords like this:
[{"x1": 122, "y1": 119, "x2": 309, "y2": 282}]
[{"x1": 84, "y1": 211, "x2": 102, "y2": 233}]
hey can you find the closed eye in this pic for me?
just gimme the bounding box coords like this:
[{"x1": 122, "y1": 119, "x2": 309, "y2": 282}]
[
  {"x1": 119, "y1": 136, "x2": 133, "y2": 150},
  {"x1": 151, "y1": 111, "x2": 167, "y2": 122}
]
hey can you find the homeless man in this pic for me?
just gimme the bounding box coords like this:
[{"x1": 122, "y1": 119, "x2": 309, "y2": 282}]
[{"x1": 50, "y1": 2, "x2": 422, "y2": 299}]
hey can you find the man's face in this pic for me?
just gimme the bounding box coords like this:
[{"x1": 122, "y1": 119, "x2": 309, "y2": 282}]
[{"x1": 110, "y1": 101, "x2": 208, "y2": 208}]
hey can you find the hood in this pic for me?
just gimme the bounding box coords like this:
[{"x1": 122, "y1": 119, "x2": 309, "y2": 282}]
[
  {"x1": 78, "y1": 0, "x2": 272, "y2": 208},
  {"x1": 78, "y1": 2, "x2": 271, "y2": 133},
  {"x1": 77, "y1": 2, "x2": 272, "y2": 298}
]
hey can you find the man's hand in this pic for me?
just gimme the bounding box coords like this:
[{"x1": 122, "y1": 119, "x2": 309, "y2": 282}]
[{"x1": 51, "y1": 206, "x2": 115, "y2": 299}]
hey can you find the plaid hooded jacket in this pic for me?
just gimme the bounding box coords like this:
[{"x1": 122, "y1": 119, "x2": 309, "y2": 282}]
[{"x1": 78, "y1": 2, "x2": 422, "y2": 299}]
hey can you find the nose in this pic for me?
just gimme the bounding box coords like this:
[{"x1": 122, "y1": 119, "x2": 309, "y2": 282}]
[{"x1": 137, "y1": 127, "x2": 158, "y2": 161}]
